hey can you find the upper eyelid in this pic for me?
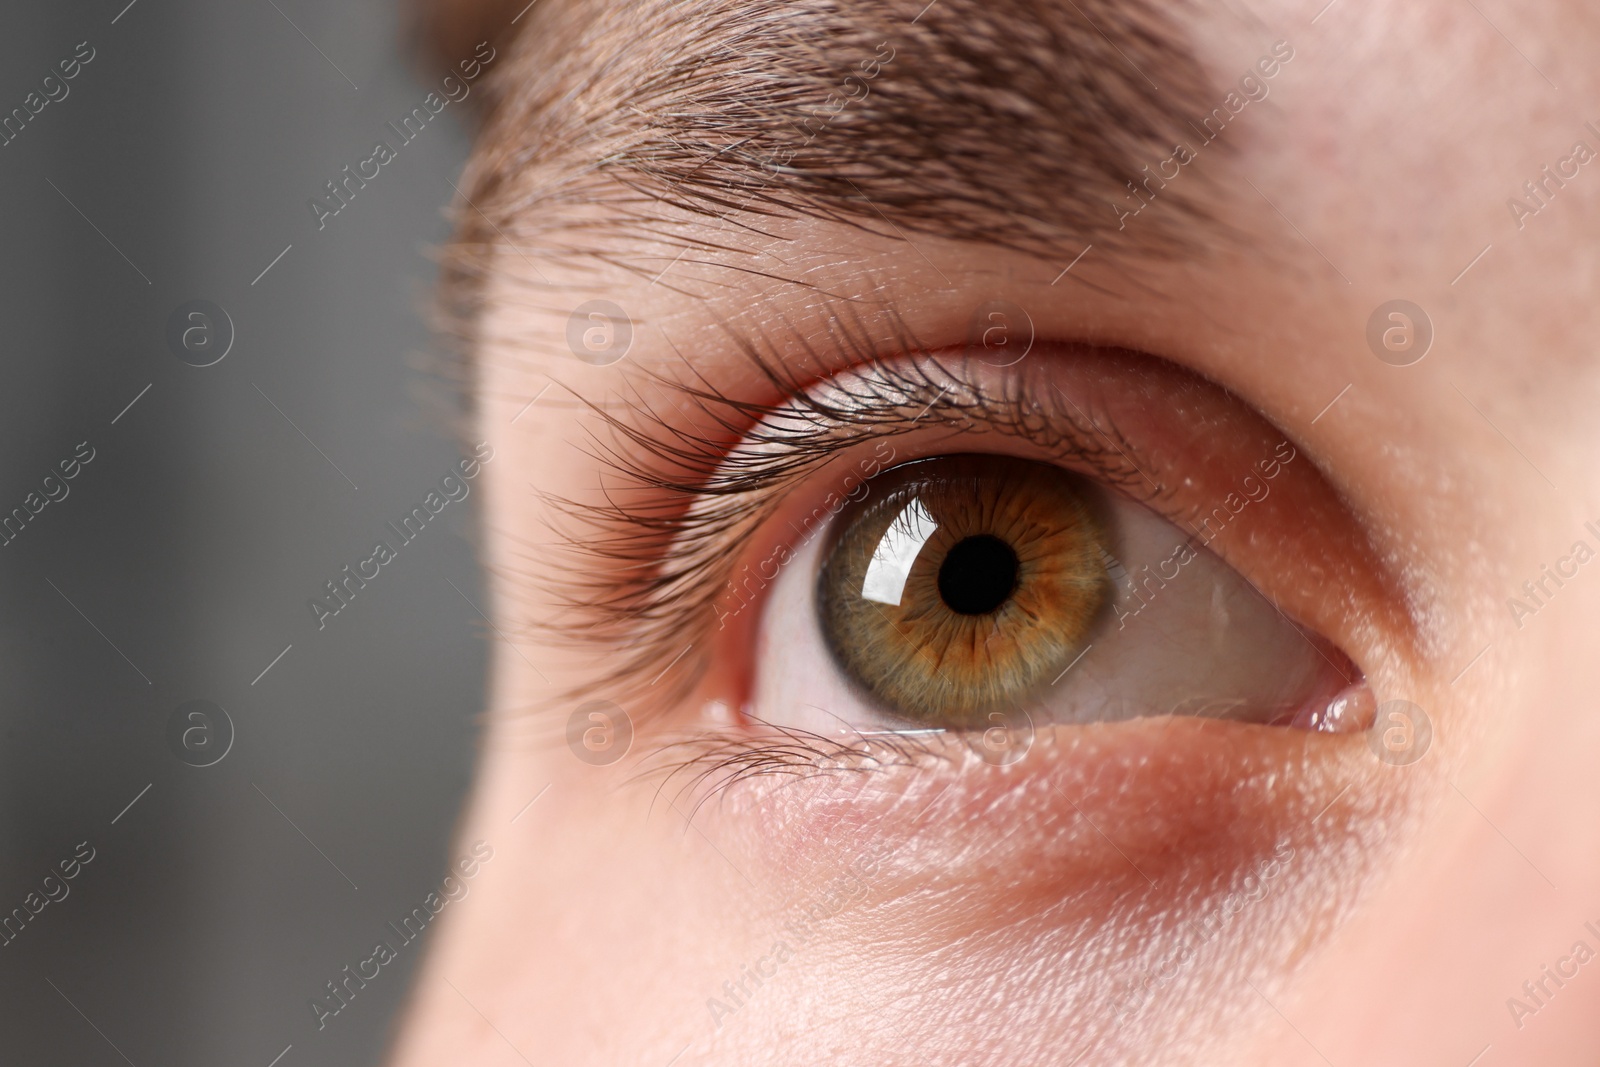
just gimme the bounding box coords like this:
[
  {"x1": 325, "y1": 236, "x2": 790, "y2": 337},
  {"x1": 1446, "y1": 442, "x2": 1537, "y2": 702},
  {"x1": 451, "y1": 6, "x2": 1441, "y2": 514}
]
[{"x1": 544, "y1": 349, "x2": 1170, "y2": 719}]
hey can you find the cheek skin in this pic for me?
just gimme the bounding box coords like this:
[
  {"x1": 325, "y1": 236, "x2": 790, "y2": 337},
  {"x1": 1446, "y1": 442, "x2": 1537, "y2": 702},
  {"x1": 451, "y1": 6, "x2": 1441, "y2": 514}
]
[
  {"x1": 669, "y1": 718, "x2": 1412, "y2": 1061},
  {"x1": 390, "y1": 709, "x2": 1419, "y2": 1067}
]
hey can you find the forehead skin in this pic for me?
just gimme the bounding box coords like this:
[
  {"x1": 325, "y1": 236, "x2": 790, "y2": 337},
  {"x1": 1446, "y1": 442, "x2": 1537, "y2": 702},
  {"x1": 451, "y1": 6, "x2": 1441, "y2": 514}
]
[{"x1": 395, "y1": 1, "x2": 1600, "y2": 1065}]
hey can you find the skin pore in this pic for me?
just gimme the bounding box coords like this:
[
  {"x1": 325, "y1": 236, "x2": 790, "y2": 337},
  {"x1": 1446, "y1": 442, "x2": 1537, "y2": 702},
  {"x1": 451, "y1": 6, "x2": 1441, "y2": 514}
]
[{"x1": 391, "y1": 0, "x2": 1600, "y2": 1064}]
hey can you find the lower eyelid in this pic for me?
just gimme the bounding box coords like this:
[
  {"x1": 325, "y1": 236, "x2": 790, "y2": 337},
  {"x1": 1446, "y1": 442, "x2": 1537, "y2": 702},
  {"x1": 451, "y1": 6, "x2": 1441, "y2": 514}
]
[{"x1": 682, "y1": 714, "x2": 1401, "y2": 983}]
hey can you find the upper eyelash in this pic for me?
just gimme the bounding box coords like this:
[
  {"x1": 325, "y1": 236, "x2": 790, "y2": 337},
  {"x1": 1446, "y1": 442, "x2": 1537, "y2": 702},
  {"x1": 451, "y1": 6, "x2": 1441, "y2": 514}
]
[{"x1": 530, "y1": 310, "x2": 1166, "y2": 723}]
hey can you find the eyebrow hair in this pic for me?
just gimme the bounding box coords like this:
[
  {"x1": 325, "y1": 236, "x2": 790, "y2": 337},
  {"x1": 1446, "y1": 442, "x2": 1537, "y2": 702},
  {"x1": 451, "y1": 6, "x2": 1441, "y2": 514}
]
[{"x1": 442, "y1": 0, "x2": 1231, "y2": 309}]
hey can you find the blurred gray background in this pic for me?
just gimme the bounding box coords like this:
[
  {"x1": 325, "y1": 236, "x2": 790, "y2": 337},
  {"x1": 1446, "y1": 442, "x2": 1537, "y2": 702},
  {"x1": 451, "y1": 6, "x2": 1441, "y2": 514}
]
[{"x1": 0, "y1": 2, "x2": 489, "y2": 1064}]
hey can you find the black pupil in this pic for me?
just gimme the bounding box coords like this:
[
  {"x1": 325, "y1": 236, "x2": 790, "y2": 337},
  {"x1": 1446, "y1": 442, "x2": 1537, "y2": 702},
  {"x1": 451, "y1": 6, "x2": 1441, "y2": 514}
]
[{"x1": 936, "y1": 535, "x2": 1019, "y2": 616}]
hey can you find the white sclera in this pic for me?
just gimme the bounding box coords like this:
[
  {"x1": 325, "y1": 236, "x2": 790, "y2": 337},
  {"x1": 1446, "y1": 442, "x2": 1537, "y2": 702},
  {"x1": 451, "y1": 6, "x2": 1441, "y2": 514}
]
[{"x1": 752, "y1": 475, "x2": 1342, "y2": 735}]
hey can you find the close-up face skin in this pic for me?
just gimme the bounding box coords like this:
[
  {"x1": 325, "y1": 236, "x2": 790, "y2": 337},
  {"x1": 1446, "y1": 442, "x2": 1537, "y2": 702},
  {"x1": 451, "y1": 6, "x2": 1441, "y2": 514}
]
[{"x1": 388, "y1": 0, "x2": 1600, "y2": 1063}]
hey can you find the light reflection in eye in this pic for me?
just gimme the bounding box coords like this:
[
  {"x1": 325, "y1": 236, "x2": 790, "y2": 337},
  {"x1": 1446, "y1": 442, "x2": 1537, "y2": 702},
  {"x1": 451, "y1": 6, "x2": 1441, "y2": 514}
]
[{"x1": 860, "y1": 498, "x2": 939, "y2": 606}]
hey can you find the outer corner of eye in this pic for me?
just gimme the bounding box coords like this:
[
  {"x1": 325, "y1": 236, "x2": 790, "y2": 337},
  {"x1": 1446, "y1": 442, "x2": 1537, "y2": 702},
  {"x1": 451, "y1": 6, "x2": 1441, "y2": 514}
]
[{"x1": 743, "y1": 450, "x2": 1375, "y2": 743}]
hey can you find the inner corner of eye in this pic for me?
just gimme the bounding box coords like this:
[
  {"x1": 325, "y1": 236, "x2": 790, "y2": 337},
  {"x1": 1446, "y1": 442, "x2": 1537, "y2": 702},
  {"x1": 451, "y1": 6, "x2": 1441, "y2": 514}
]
[{"x1": 747, "y1": 452, "x2": 1373, "y2": 739}]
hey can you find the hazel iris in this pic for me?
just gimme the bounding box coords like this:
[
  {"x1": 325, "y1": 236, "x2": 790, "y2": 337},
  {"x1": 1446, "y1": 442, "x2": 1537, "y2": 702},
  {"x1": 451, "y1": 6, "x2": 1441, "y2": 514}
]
[{"x1": 816, "y1": 454, "x2": 1110, "y2": 726}]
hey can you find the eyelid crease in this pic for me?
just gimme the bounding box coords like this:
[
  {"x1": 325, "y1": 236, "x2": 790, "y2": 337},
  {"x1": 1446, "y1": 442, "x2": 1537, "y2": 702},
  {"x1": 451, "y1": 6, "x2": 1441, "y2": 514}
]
[{"x1": 534, "y1": 320, "x2": 1172, "y2": 726}]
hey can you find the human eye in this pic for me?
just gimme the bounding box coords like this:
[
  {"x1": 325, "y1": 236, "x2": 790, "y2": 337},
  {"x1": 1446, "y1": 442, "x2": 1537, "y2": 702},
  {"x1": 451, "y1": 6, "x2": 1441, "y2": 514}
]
[
  {"x1": 571, "y1": 338, "x2": 1402, "y2": 790},
  {"x1": 758, "y1": 441, "x2": 1363, "y2": 741}
]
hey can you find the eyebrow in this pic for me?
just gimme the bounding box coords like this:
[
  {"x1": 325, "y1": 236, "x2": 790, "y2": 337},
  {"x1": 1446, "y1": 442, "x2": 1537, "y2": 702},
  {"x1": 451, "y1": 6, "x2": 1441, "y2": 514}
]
[{"x1": 452, "y1": 0, "x2": 1231, "y2": 287}]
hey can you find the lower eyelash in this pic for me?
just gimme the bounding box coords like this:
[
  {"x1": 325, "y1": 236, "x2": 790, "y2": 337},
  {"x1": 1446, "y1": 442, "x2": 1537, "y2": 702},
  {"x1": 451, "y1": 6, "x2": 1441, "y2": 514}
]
[{"x1": 635, "y1": 719, "x2": 956, "y2": 811}]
